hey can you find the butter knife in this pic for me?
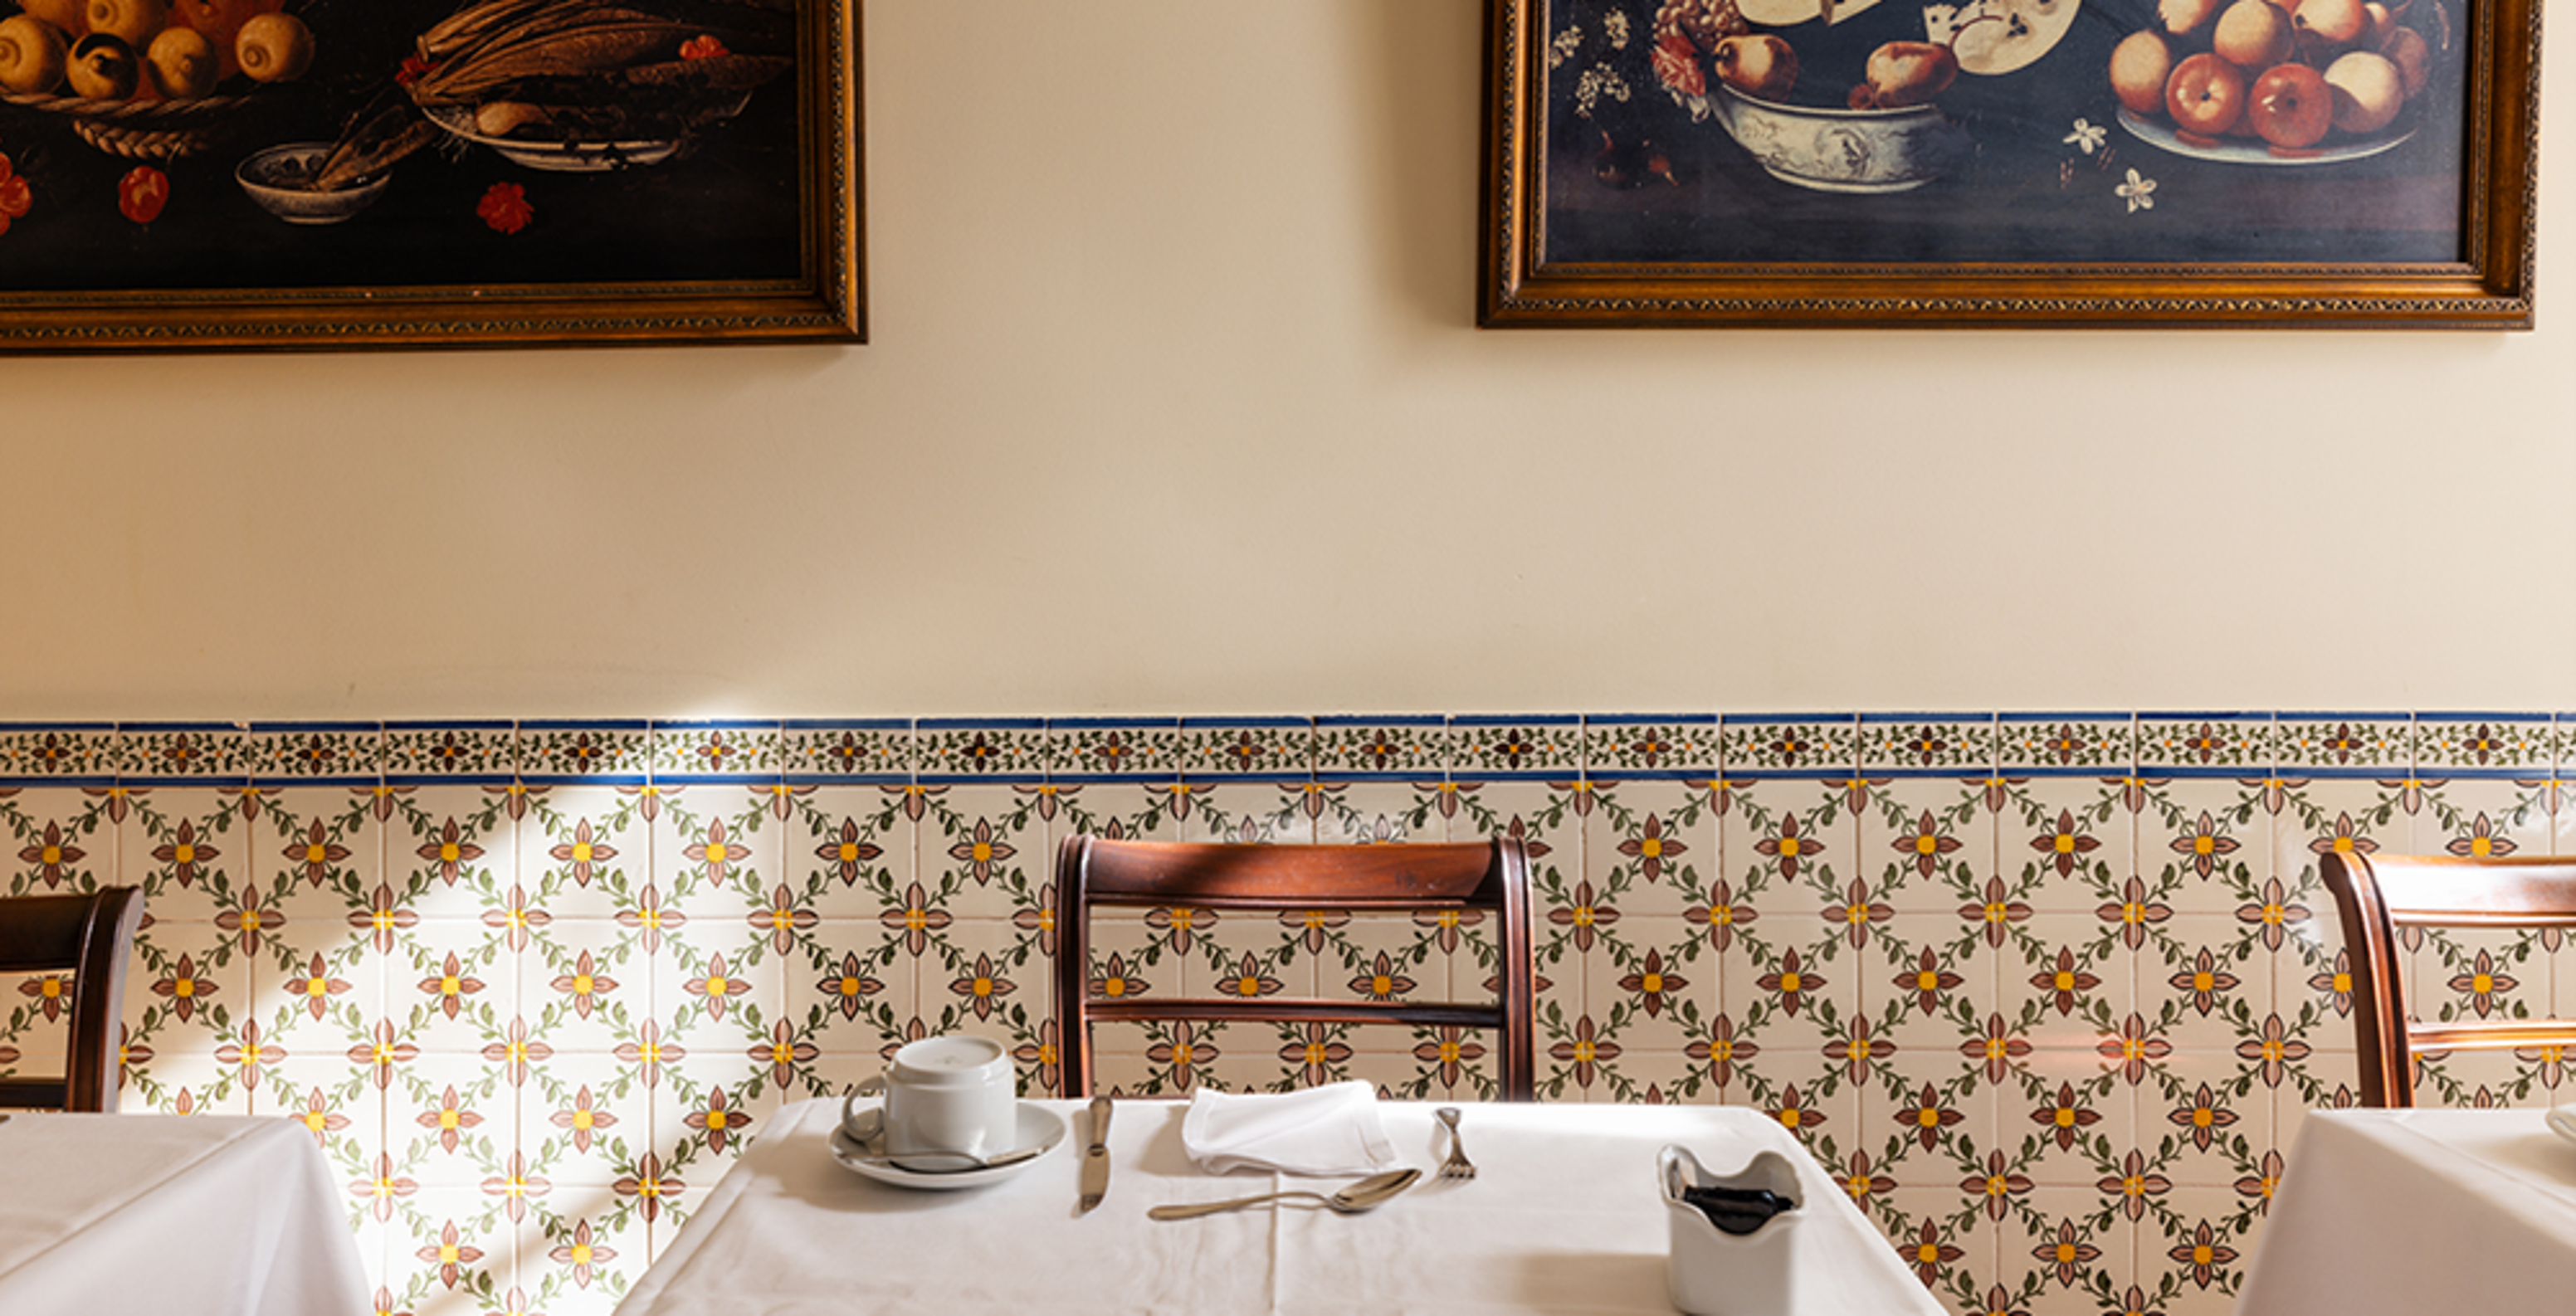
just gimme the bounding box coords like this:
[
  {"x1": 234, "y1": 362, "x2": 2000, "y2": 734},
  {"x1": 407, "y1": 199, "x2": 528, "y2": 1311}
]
[{"x1": 1078, "y1": 1097, "x2": 1112, "y2": 1213}]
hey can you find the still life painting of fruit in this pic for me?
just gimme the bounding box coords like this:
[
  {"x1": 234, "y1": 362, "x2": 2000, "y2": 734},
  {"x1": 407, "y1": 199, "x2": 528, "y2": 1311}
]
[
  {"x1": 0, "y1": 0, "x2": 807, "y2": 297},
  {"x1": 1540, "y1": 0, "x2": 2466, "y2": 264}
]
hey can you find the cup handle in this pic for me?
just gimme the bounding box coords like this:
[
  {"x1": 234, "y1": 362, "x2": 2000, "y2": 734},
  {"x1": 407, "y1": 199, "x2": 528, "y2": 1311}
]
[{"x1": 841, "y1": 1075, "x2": 886, "y2": 1143}]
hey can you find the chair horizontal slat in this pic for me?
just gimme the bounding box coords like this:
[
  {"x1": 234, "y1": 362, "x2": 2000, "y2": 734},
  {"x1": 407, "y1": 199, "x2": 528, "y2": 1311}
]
[
  {"x1": 1087, "y1": 998, "x2": 1506, "y2": 1030},
  {"x1": 0, "y1": 1079, "x2": 72, "y2": 1109},
  {"x1": 2408, "y1": 1018, "x2": 2576, "y2": 1051}
]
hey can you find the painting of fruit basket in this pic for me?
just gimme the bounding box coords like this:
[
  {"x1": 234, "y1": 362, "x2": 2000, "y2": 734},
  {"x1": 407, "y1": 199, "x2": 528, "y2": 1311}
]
[
  {"x1": 0, "y1": 0, "x2": 858, "y2": 349},
  {"x1": 1479, "y1": 0, "x2": 2535, "y2": 327}
]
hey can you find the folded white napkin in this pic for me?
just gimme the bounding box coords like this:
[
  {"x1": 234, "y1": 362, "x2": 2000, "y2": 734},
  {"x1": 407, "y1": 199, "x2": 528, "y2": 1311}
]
[{"x1": 1181, "y1": 1082, "x2": 1398, "y2": 1176}]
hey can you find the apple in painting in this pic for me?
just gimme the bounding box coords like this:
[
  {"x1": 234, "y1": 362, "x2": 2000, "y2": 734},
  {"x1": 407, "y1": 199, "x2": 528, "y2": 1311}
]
[
  {"x1": 2293, "y1": 0, "x2": 2369, "y2": 45},
  {"x1": 2247, "y1": 61, "x2": 2333, "y2": 146},
  {"x1": 1711, "y1": 33, "x2": 1798, "y2": 100},
  {"x1": 2378, "y1": 24, "x2": 2429, "y2": 95},
  {"x1": 1863, "y1": 40, "x2": 1958, "y2": 107},
  {"x1": 2159, "y1": 0, "x2": 2222, "y2": 35},
  {"x1": 2213, "y1": 0, "x2": 2295, "y2": 69},
  {"x1": 2108, "y1": 29, "x2": 2174, "y2": 115},
  {"x1": 2324, "y1": 49, "x2": 2404, "y2": 132},
  {"x1": 2164, "y1": 51, "x2": 2247, "y2": 135}
]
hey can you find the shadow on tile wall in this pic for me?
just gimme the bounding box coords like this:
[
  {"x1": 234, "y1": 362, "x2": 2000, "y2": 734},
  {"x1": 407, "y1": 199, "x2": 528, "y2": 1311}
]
[{"x1": 0, "y1": 712, "x2": 2568, "y2": 1315}]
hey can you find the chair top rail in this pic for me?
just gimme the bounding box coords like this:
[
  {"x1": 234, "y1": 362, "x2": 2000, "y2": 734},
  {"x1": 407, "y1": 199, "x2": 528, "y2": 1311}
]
[
  {"x1": 1075, "y1": 839, "x2": 1505, "y2": 905},
  {"x1": 2408, "y1": 1017, "x2": 2576, "y2": 1050},
  {"x1": 2360, "y1": 855, "x2": 2576, "y2": 923},
  {"x1": 1086, "y1": 998, "x2": 1507, "y2": 1026}
]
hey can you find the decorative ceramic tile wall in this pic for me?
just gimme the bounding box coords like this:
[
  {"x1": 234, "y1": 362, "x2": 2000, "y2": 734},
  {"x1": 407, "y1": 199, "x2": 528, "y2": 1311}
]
[{"x1": 2, "y1": 714, "x2": 2568, "y2": 1316}]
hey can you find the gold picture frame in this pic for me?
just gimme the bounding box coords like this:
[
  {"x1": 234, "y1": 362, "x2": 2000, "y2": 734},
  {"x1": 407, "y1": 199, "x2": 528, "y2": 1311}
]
[
  {"x1": 1480, "y1": 0, "x2": 2536, "y2": 327},
  {"x1": 0, "y1": 0, "x2": 861, "y2": 350}
]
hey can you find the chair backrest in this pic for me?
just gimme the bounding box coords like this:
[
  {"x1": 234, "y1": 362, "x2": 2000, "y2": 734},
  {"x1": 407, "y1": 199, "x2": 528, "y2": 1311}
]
[
  {"x1": 2320, "y1": 851, "x2": 2576, "y2": 1106},
  {"x1": 0, "y1": 887, "x2": 144, "y2": 1113},
  {"x1": 1053, "y1": 836, "x2": 1534, "y2": 1100}
]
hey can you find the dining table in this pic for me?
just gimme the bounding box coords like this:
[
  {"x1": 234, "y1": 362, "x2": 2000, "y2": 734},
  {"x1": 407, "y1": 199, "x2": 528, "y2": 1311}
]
[
  {"x1": 0, "y1": 1110, "x2": 372, "y2": 1316},
  {"x1": 2236, "y1": 1107, "x2": 2576, "y2": 1316},
  {"x1": 614, "y1": 1094, "x2": 1943, "y2": 1315}
]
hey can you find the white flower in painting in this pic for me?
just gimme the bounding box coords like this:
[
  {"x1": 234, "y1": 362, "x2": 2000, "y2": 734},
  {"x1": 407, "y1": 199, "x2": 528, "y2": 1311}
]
[
  {"x1": 2117, "y1": 168, "x2": 2157, "y2": 213},
  {"x1": 1549, "y1": 25, "x2": 1583, "y2": 68},
  {"x1": 2064, "y1": 119, "x2": 2107, "y2": 154},
  {"x1": 1576, "y1": 66, "x2": 1632, "y2": 118},
  {"x1": 1603, "y1": 9, "x2": 1632, "y2": 48}
]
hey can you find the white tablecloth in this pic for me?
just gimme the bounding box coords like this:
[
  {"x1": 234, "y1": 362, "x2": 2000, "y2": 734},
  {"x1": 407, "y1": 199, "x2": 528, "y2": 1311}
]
[
  {"x1": 617, "y1": 1097, "x2": 1941, "y2": 1315},
  {"x1": 2237, "y1": 1109, "x2": 2576, "y2": 1316},
  {"x1": 0, "y1": 1112, "x2": 370, "y2": 1316}
]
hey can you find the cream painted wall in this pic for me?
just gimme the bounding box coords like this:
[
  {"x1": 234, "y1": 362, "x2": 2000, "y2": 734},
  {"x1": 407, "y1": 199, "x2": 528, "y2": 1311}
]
[{"x1": 0, "y1": 0, "x2": 2569, "y2": 720}]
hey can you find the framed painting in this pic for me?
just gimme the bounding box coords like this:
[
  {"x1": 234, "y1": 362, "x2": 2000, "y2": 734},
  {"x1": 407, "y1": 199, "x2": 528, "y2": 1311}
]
[
  {"x1": 1480, "y1": 0, "x2": 2536, "y2": 327},
  {"x1": 0, "y1": 0, "x2": 861, "y2": 349}
]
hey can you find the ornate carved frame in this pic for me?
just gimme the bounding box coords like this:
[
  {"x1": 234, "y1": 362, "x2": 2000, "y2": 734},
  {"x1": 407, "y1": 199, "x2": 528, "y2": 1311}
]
[
  {"x1": 1479, "y1": 0, "x2": 2538, "y2": 328},
  {"x1": 0, "y1": 0, "x2": 862, "y2": 351}
]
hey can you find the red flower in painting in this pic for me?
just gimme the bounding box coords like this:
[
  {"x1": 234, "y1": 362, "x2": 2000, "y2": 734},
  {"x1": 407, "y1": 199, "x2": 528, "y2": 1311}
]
[
  {"x1": 478, "y1": 182, "x2": 533, "y2": 234},
  {"x1": 680, "y1": 32, "x2": 729, "y2": 59},
  {"x1": 0, "y1": 153, "x2": 31, "y2": 236}
]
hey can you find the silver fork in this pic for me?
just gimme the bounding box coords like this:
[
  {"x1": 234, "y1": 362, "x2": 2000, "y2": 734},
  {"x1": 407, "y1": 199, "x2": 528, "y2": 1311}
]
[{"x1": 1434, "y1": 1106, "x2": 1476, "y2": 1180}]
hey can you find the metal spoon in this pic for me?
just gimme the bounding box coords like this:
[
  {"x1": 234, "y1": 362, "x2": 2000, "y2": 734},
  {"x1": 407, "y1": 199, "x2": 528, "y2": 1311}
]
[{"x1": 1148, "y1": 1167, "x2": 1421, "y2": 1221}]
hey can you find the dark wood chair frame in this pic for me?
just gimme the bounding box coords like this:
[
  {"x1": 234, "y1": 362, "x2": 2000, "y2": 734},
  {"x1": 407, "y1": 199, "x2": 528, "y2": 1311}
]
[
  {"x1": 1053, "y1": 836, "x2": 1535, "y2": 1101},
  {"x1": 2320, "y1": 851, "x2": 2576, "y2": 1107},
  {"x1": 0, "y1": 886, "x2": 144, "y2": 1113}
]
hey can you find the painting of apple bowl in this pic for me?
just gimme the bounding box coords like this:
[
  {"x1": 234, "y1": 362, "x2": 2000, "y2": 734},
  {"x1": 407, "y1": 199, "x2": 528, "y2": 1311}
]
[
  {"x1": 234, "y1": 141, "x2": 391, "y2": 223},
  {"x1": 1710, "y1": 84, "x2": 1972, "y2": 194},
  {"x1": 2116, "y1": 106, "x2": 2413, "y2": 165}
]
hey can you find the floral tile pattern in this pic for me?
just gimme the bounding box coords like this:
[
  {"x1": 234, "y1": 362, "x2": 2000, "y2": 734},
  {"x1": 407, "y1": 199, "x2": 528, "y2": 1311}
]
[{"x1": 0, "y1": 711, "x2": 2568, "y2": 1316}]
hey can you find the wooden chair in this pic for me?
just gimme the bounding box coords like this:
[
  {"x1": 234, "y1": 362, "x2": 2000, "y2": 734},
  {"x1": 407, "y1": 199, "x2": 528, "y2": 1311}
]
[
  {"x1": 1053, "y1": 836, "x2": 1534, "y2": 1100},
  {"x1": 2320, "y1": 851, "x2": 2576, "y2": 1106},
  {"x1": 0, "y1": 887, "x2": 144, "y2": 1113}
]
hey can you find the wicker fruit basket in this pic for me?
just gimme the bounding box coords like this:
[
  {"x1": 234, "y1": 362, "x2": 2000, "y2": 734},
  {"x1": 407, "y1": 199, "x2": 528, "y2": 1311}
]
[{"x1": 0, "y1": 87, "x2": 260, "y2": 159}]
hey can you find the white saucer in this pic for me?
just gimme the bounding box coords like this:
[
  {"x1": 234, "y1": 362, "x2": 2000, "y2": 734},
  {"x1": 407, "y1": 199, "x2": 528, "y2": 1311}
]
[
  {"x1": 829, "y1": 1102, "x2": 1067, "y2": 1191},
  {"x1": 2547, "y1": 1106, "x2": 2576, "y2": 1147}
]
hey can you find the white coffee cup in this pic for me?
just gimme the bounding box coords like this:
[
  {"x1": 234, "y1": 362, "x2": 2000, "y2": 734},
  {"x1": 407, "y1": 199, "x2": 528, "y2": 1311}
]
[{"x1": 840, "y1": 1035, "x2": 1017, "y2": 1160}]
